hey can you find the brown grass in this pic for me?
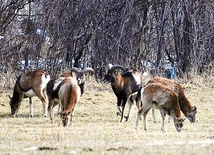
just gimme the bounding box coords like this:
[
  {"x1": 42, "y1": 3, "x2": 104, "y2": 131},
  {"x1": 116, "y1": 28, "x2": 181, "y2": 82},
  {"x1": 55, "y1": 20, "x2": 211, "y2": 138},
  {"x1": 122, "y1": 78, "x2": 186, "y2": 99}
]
[{"x1": 0, "y1": 78, "x2": 214, "y2": 155}]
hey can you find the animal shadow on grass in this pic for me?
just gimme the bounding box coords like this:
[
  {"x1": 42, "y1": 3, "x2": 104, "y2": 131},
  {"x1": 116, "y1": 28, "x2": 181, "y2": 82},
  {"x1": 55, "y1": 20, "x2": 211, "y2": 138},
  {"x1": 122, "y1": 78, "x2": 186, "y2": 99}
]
[{"x1": 0, "y1": 113, "x2": 46, "y2": 118}]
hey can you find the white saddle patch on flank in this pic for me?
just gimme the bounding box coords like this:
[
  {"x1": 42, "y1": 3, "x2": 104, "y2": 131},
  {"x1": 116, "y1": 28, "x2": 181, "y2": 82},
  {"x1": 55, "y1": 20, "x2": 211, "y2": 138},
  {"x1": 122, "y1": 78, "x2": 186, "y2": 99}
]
[
  {"x1": 53, "y1": 77, "x2": 65, "y2": 91},
  {"x1": 132, "y1": 73, "x2": 141, "y2": 85}
]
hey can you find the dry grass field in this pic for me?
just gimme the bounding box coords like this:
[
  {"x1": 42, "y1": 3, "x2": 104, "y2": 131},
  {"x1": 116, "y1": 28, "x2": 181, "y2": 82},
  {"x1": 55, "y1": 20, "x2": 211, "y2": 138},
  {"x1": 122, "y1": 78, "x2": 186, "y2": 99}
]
[{"x1": 0, "y1": 78, "x2": 214, "y2": 155}]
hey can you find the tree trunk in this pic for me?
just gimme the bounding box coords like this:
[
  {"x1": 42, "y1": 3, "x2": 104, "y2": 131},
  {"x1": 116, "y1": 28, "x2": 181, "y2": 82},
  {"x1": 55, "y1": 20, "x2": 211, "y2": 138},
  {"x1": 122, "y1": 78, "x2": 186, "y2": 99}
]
[{"x1": 182, "y1": 3, "x2": 192, "y2": 74}]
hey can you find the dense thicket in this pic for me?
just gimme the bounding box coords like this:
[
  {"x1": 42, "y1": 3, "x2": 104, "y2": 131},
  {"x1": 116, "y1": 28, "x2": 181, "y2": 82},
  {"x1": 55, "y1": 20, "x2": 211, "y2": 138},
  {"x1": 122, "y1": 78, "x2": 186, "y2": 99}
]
[{"x1": 0, "y1": 0, "x2": 213, "y2": 79}]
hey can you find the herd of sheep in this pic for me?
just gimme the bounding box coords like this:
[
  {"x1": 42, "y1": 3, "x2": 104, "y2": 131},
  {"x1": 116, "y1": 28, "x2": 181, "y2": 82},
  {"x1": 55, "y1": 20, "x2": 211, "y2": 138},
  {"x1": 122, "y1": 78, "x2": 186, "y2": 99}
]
[{"x1": 9, "y1": 64, "x2": 197, "y2": 132}]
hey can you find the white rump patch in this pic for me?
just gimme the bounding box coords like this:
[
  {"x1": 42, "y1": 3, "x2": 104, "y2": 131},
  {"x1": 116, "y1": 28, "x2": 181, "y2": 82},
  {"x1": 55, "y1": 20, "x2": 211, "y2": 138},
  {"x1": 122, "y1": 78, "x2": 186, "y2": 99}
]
[
  {"x1": 41, "y1": 74, "x2": 50, "y2": 89},
  {"x1": 53, "y1": 77, "x2": 65, "y2": 91}
]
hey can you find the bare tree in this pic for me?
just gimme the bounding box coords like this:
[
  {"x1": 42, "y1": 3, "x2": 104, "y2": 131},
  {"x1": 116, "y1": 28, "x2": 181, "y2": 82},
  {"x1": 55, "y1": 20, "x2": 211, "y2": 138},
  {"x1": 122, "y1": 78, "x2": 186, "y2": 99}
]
[{"x1": 0, "y1": 0, "x2": 213, "y2": 81}]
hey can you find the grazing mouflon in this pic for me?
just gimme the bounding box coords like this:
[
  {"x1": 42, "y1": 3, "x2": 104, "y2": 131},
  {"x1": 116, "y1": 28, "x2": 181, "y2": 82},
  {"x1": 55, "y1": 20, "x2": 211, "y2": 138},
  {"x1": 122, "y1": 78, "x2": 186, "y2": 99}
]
[
  {"x1": 9, "y1": 69, "x2": 50, "y2": 117},
  {"x1": 47, "y1": 67, "x2": 94, "y2": 123},
  {"x1": 149, "y1": 77, "x2": 197, "y2": 123},
  {"x1": 136, "y1": 83, "x2": 185, "y2": 132}
]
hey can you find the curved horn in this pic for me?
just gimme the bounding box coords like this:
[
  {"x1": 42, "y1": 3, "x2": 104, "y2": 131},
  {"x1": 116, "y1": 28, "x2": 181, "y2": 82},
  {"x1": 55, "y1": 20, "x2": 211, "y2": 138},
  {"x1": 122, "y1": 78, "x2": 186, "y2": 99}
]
[
  {"x1": 191, "y1": 106, "x2": 197, "y2": 111},
  {"x1": 71, "y1": 67, "x2": 80, "y2": 73},
  {"x1": 82, "y1": 67, "x2": 94, "y2": 75},
  {"x1": 109, "y1": 65, "x2": 125, "y2": 72}
]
